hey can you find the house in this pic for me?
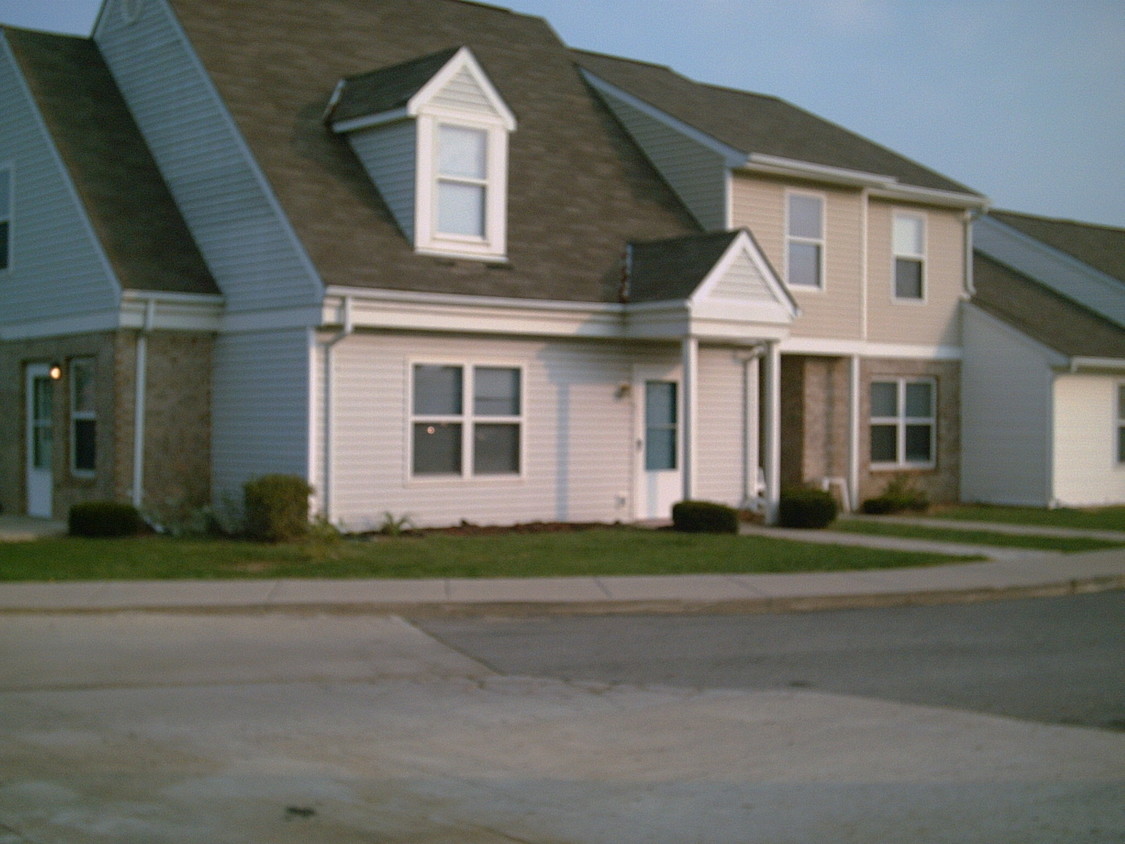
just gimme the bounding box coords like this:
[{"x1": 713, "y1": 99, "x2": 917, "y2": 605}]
[
  {"x1": 0, "y1": 0, "x2": 983, "y2": 529},
  {"x1": 963, "y1": 211, "x2": 1125, "y2": 507}
]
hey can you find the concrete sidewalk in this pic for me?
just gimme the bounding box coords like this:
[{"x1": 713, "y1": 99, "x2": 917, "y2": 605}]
[{"x1": 0, "y1": 511, "x2": 1121, "y2": 614}]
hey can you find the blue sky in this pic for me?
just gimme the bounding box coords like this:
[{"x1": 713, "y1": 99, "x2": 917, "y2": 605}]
[{"x1": 2, "y1": 0, "x2": 1122, "y2": 227}]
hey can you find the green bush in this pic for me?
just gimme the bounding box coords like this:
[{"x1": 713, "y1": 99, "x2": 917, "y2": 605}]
[
  {"x1": 861, "y1": 474, "x2": 929, "y2": 515},
  {"x1": 671, "y1": 500, "x2": 739, "y2": 534},
  {"x1": 68, "y1": 501, "x2": 145, "y2": 538},
  {"x1": 778, "y1": 487, "x2": 838, "y2": 529},
  {"x1": 243, "y1": 474, "x2": 313, "y2": 542}
]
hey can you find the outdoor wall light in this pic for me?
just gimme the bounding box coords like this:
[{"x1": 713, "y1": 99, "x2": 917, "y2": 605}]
[
  {"x1": 48, "y1": 362, "x2": 63, "y2": 381},
  {"x1": 615, "y1": 383, "x2": 631, "y2": 399}
]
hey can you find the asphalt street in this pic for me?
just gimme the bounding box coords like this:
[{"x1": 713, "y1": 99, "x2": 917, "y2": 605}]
[{"x1": 1, "y1": 598, "x2": 1123, "y2": 843}]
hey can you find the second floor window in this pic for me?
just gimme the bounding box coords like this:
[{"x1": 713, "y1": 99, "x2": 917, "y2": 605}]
[
  {"x1": 786, "y1": 192, "x2": 824, "y2": 288},
  {"x1": 436, "y1": 124, "x2": 488, "y2": 238},
  {"x1": 893, "y1": 212, "x2": 926, "y2": 300},
  {"x1": 0, "y1": 168, "x2": 11, "y2": 271}
]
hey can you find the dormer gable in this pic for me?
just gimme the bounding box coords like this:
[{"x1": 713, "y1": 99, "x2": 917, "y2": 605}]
[{"x1": 327, "y1": 46, "x2": 516, "y2": 262}]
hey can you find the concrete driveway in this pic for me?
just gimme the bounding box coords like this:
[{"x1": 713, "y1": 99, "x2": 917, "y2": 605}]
[{"x1": 1, "y1": 611, "x2": 1122, "y2": 843}]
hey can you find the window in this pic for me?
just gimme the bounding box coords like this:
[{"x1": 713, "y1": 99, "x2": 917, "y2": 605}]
[
  {"x1": 70, "y1": 357, "x2": 96, "y2": 474},
  {"x1": 1118, "y1": 384, "x2": 1125, "y2": 464},
  {"x1": 786, "y1": 193, "x2": 824, "y2": 288},
  {"x1": 0, "y1": 167, "x2": 10, "y2": 271},
  {"x1": 412, "y1": 363, "x2": 522, "y2": 477},
  {"x1": 644, "y1": 381, "x2": 678, "y2": 471},
  {"x1": 436, "y1": 124, "x2": 488, "y2": 238},
  {"x1": 870, "y1": 378, "x2": 935, "y2": 467},
  {"x1": 893, "y1": 213, "x2": 925, "y2": 300}
]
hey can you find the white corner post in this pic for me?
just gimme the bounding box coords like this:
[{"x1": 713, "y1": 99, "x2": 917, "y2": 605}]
[
  {"x1": 848, "y1": 354, "x2": 861, "y2": 513},
  {"x1": 131, "y1": 297, "x2": 156, "y2": 510},
  {"x1": 762, "y1": 341, "x2": 782, "y2": 524},
  {"x1": 322, "y1": 296, "x2": 354, "y2": 525},
  {"x1": 681, "y1": 335, "x2": 699, "y2": 504}
]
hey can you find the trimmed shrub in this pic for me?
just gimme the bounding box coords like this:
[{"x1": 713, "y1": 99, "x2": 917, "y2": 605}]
[
  {"x1": 778, "y1": 487, "x2": 838, "y2": 529},
  {"x1": 243, "y1": 474, "x2": 313, "y2": 542},
  {"x1": 861, "y1": 474, "x2": 930, "y2": 515},
  {"x1": 68, "y1": 501, "x2": 145, "y2": 538},
  {"x1": 672, "y1": 500, "x2": 739, "y2": 534}
]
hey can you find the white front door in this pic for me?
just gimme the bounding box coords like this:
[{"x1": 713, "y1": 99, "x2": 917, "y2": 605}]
[
  {"x1": 635, "y1": 366, "x2": 682, "y2": 520},
  {"x1": 25, "y1": 364, "x2": 54, "y2": 518}
]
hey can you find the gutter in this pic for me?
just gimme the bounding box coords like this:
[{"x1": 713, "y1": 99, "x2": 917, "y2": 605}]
[
  {"x1": 322, "y1": 296, "x2": 355, "y2": 523},
  {"x1": 132, "y1": 297, "x2": 156, "y2": 510}
]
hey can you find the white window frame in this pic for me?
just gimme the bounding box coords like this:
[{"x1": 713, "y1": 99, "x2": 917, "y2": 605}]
[
  {"x1": 70, "y1": 357, "x2": 97, "y2": 477},
  {"x1": 0, "y1": 165, "x2": 12, "y2": 272},
  {"x1": 409, "y1": 361, "x2": 524, "y2": 480},
  {"x1": 870, "y1": 377, "x2": 936, "y2": 469},
  {"x1": 785, "y1": 190, "x2": 826, "y2": 290},
  {"x1": 1117, "y1": 383, "x2": 1125, "y2": 465},
  {"x1": 892, "y1": 211, "x2": 926, "y2": 302},
  {"x1": 415, "y1": 113, "x2": 510, "y2": 262}
]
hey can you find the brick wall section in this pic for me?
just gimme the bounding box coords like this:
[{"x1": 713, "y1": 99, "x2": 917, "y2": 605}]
[
  {"x1": 0, "y1": 333, "x2": 118, "y2": 518},
  {"x1": 780, "y1": 355, "x2": 851, "y2": 490},
  {"x1": 860, "y1": 358, "x2": 961, "y2": 505},
  {"x1": 0, "y1": 330, "x2": 212, "y2": 521}
]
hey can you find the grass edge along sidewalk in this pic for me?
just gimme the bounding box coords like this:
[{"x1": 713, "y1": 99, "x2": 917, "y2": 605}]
[{"x1": 0, "y1": 527, "x2": 984, "y2": 583}]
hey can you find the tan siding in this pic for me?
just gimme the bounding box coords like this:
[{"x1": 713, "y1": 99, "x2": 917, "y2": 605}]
[
  {"x1": 867, "y1": 201, "x2": 965, "y2": 347},
  {"x1": 731, "y1": 174, "x2": 863, "y2": 340}
]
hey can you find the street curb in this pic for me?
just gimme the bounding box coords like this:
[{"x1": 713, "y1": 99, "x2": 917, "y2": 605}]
[{"x1": 1, "y1": 574, "x2": 1120, "y2": 618}]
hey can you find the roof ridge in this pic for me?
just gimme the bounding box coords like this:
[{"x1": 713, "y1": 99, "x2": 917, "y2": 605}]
[
  {"x1": 974, "y1": 252, "x2": 1123, "y2": 329},
  {"x1": 992, "y1": 208, "x2": 1125, "y2": 235}
]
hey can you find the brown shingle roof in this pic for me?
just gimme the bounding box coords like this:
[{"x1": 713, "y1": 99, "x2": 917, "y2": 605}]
[
  {"x1": 3, "y1": 28, "x2": 219, "y2": 297},
  {"x1": 328, "y1": 47, "x2": 461, "y2": 124},
  {"x1": 972, "y1": 253, "x2": 1125, "y2": 359},
  {"x1": 627, "y1": 230, "x2": 739, "y2": 303},
  {"x1": 166, "y1": 0, "x2": 699, "y2": 303},
  {"x1": 573, "y1": 49, "x2": 981, "y2": 198},
  {"x1": 988, "y1": 210, "x2": 1125, "y2": 284}
]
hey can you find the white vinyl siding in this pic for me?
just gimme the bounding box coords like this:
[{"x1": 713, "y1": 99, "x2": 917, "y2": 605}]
[
  {"x1": 711, "y1": 250, "x2": 779, "y2": 303},
  {"x1": 0, "y1": 37, "x2": 120, "y2": 326},
  {"x1": 1053, "y1": 374, "x2": 1125, "y2": 507},
  {"x1": 347, "y1": 121, "x2": 417, "y2": 240},
  {"x1": 961, "y1": 305, "x2": 1053, "y2": 506},
  {"x1": 694, "y1": 347, "x2": 755, "y2": 505},
  {"x1": 94, "y1": 0, "x2": 322, "y2": 312},
  {"x1": 211, "y1": 328, "x2": 312, "y2": 507},
  {"x1": 429, "y1": 67, "x2": 501, "y2": 115},
  {"x1": 590, "y1": 87, "x2": 728, "y2": 231},
  {"x1": 315, "y1": 334, "x2": 752, "y2": 530}
]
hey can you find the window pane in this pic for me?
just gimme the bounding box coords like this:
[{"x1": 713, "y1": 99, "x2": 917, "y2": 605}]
[
  {"x1": 905, "y1": 424, "x2": 933, "y2": 463},
  {"x1": 871, "y1": 382, "x2": 898, "y2": 418},
  {"x1": 473, "y1": 423, "x2": 519, "y2": 474},
  {"x1": 74, "y1": 418, "x2": 96, "y2": 472},
  {"x1": 413, "y1": 365, "x2": 462, "y2": 415},
  {"x1": 72, "y1": 358, "x2": 95, "y2": 413},
  {"x1": 474, "y1": 367, "x2": 519, "y2": 416},
  {"x1": 870, "y1": 425, "x2": 897, "y2": 463},
  {"x1": 0, "y1": 170, "x2": 9, "y2": 212},
  {"x1": 894, "y1": 214, "x2": 924, "y2": 256},
  {"x1": 788, "y1": 241, "x2": 821, "y2": 287},
  {"x1": 895, "y1": 257, "x2": 923, "y2": 299},
  {"x1": 645, "y1": 428, "x2": 677, "y2": 471},
  {"x1": 645, "y1": 381, "x2": 677, "y2": 427},
  {"x1": 33, "y1": 425, "x2": 52, "y2": 469},
  {"x1": 1119, "y1": 425, "x2": 1125, "y2": 464},
  {"x1": 0, "y1": 221, "x2": 8, "y2": 270},
  {"x1": 413, "y1": 422, "x2": 461, "y2": 474},
  {"x1": 438, "y1": 125, "x2": 487, "y2": 179},
  {"x1": 788, "y1": 194, "x2": 822, "y2": 239},
  {"x1": 905, "y1": 381, "x2": 933, "y2": 417},
  {"x1": 437, "y1": 181, "x2": 485, "y2": 237}
]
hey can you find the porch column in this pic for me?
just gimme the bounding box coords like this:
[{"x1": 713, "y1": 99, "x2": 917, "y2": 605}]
[
  {"x1": 681, "y1": 335, "x2": 698, "y2": 503},
  {"x1": 742, "y1": 351, "x2": 761, "y2": 507},
  {"x1": 762, "y1": 341, "x2": 782, "y2": 524},
  {"x1": 848, "y1": 354, "x2": 861, "y2": 513}
]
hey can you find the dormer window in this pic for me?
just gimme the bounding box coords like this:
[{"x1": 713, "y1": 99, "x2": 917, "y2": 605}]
[{"x1": 327, "y1": 47, "x2": 516, "y2": 262}]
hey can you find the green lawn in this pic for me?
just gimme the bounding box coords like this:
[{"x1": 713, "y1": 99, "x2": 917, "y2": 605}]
[
  {"x1": 0, "y1": 528, "x2": 978, "y2": 582},
  {"x1": 833, "y1": 520, "x2": 1125, "y2": 553},
  {"x1": 924, "y1": 504, "x2": 1125, "y2": 532}
]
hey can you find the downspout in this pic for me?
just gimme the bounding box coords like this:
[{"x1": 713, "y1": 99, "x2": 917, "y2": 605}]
[
  {"x1": 681, "y1": 335, "x2": 699, "y2": 503},
  {"x1": 132, "y1": 297, "x2": 156, "y2": 510},
  {"x1": 763, "y1": 341, "x2": 782, "y2": 524},
  {"x1": 848, "y1": 354, "x2": 861, "y2": 512},
  {"x1": 322, "y1": 296, "x2": 354, "y2": 523},
  {"x1": 738, "y1": 344, "x2": 767, "y2": 509}
]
